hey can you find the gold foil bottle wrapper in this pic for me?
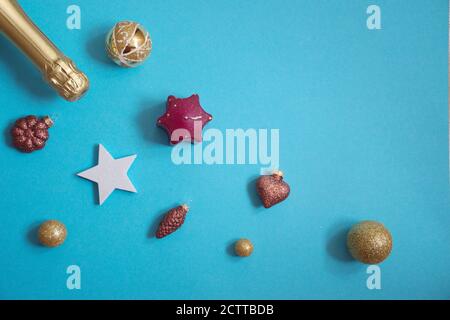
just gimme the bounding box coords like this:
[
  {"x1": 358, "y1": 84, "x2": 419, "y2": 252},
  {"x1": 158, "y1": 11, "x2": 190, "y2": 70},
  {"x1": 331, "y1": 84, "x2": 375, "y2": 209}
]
[{"x1": 0, "y1": 0, "x2": 89, "y2": 101}]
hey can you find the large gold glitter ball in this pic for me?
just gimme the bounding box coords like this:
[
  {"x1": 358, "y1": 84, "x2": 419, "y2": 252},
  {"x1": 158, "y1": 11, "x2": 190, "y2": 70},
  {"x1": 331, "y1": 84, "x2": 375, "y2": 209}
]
[
  {"x1": 106, "y1": 21, "x2": 152, "y2": 68},
  {"x1": 347, "y1": 221, "x2": 392, "y2": 264},
  {"x1": 235, "y1": 239, "x2": 254, "y2": 257},
  {"x1": 38, "y1": 220, "x2": 67, "y2": 247}
]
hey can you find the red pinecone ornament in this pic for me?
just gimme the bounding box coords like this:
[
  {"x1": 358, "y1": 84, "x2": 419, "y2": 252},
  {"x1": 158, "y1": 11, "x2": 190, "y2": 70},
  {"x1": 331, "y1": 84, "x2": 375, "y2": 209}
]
[
  {"x1": 156, "y1": 204, "x2": 189, "y2": 239},
  {"x1": 11, "y1": 115, "x2": 53, "y2": 153}
]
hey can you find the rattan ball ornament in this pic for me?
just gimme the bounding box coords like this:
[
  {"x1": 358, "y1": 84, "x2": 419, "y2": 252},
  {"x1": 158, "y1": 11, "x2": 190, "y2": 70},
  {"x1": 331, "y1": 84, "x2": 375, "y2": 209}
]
[{"x1": 106, "y1": 21, "x2": 152, "y2": 67}]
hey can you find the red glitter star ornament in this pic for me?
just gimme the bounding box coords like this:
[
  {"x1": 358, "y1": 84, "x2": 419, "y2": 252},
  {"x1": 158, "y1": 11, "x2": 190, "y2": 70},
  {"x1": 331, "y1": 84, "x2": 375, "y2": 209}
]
[{"x1": 157, "y1": 94, "x2": 213, "y2": 145}]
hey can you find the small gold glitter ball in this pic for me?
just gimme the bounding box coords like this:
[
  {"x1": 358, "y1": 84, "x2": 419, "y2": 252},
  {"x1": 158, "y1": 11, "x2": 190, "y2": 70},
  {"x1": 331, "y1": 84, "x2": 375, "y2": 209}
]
[
  {"x1": 347, "y1": 221, "x2": 392, "y2": 264},
  {"x1": 234, "y1": 239, "x2": 254, "y2": 257},
  {"x1": 38, "y1": 220, "x2": 67, "y2": 247},
  {"x1": 106, "y1": 21, "x2": 152, "y2": 68}
]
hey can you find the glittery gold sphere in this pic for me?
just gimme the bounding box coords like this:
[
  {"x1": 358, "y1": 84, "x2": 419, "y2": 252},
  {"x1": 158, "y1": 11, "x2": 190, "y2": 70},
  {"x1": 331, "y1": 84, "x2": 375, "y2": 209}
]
[
  {"x1": 235, "y1": 239, "x2": 254, "y2": 257},
  {"x1": 106, "y1": 21, "x2": 152, "y2": 68},
  {"x1": 38, "y1": 220, "x2": 67, "y2": 247},
  {"x1": 347, "y1": 221, "x2": 392, "y2": 264}
]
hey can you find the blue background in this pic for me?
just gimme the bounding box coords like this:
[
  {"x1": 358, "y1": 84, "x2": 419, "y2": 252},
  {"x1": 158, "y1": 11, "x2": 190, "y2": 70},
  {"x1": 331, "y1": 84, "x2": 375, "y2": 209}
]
[{"x1": 0, "y1": 0, "x2": 449, "y2": 299}]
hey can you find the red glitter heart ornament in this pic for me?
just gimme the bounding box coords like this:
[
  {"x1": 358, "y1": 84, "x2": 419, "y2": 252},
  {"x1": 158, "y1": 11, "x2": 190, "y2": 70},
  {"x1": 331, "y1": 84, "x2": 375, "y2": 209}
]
[
  {"x1": 157, "y1": 94, "x2": 213, "y2": 145},
  {"x1": 256, "y1": 171, "x2": 290, "y2": 208}
]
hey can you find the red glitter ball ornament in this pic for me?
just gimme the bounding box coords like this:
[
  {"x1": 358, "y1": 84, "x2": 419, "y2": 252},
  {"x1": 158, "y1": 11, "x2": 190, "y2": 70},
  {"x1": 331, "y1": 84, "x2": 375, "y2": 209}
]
[
  {"x1": 156, "y1": 204, "x2": 189, "y2": 239},
  {"x1": 157, "y1": 94, "x2": 213, "y2": 145},
  {"x1": 256, "y1": 171, "x2": 290, "y2": 208},
  {"x1": 10, "y1": 115, "x2": 53, "y2": 153}
]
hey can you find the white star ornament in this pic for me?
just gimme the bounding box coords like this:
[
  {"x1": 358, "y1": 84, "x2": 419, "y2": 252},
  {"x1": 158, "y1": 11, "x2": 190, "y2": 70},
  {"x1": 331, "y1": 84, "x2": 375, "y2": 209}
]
[{"x1": 77, "y1": 144, "x2": 137, "y2": 205}]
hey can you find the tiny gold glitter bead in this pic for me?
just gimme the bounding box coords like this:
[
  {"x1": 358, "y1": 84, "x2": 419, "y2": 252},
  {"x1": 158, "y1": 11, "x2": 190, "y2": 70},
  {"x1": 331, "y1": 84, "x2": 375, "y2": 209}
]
[
  {"x1": 106, "y1": 21, "x2": 152, "y2": 68},
  {"x1": 234, "y1": 239, "x2": 254, "y2": 257},
  {"x1": 347, "y1": 221, "x2": 392, "y2": 264},
  {"x1": 38, "y1": 220, "x2": 67, "y2": 247}
]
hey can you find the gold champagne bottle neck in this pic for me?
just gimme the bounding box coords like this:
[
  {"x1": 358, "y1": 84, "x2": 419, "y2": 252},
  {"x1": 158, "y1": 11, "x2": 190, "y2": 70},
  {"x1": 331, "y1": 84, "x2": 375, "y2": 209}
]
[{"x1": 0, "y1": 0, "x2": 89, "y2": 101}]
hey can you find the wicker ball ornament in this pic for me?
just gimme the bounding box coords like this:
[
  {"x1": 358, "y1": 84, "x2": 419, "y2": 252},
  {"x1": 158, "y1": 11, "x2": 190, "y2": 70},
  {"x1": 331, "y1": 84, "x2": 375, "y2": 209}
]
[
  {"x1": 10, "y1": 115, "x2": 53, "y2": 153},
  {"x1": 106, "y1": 21, "x2": 152, "y2": 67},
  {"x1": 38, "y1": 220, "x2": 67, "y2": 247},
  {"x1": 347, "y1": 221, "x2": 393, "y2": 264}
]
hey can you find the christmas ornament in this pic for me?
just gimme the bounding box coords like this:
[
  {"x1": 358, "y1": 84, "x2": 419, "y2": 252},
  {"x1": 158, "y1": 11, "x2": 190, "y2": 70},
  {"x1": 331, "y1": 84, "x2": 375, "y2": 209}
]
[
  {"x1": 156, "y1": 204, "x2": 189, "y2": 238},
  {"x1": 106, "y1": 21, "x2": 152, "y2": 68},
  {"x1": 256, "y1": 171, "x2": 290, "y2": 208},
  {"x1": 10, "y1": 115, "x2": 53, "y2": 153},
  {"x1": 234, "y1": 239, "x2": 254, "y2": 257},
  {"x1": 157, "y1": 94, "x2": 213, "y2": 145},
  {"x1": 38, "y1": 220, "x2": 67, "y2": 247},
  {"x1": 77, "y1": 144, "x2": 137, "y2": 205},
  {"x1": 347, "y1": 221, "x2": 393, "y2": 264},
  {"x1": 0, "y1": 0, "x2": 89, "y2": 101}
]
